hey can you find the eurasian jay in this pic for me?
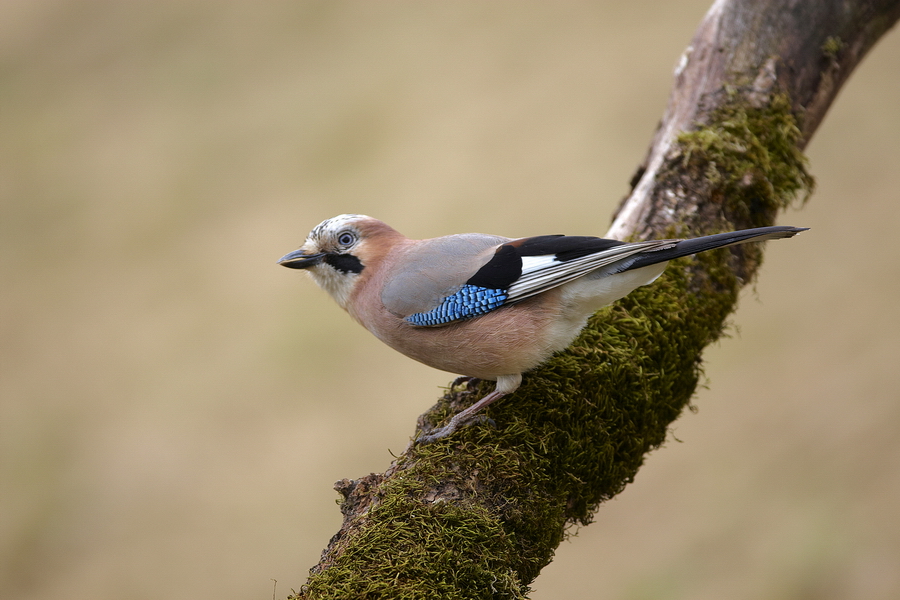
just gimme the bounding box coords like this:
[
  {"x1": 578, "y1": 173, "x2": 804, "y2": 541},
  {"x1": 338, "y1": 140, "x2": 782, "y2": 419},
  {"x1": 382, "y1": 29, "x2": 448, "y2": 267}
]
[{"x1": 279, "y1": 214, "x2": 806, "y2": 443}]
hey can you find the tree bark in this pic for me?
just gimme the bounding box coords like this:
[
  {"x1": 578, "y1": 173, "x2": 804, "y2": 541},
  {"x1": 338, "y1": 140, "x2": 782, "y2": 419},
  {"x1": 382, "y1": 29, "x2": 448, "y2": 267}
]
[{"x1": 293, "y1": 1, "x2": 900, "y2": 598}]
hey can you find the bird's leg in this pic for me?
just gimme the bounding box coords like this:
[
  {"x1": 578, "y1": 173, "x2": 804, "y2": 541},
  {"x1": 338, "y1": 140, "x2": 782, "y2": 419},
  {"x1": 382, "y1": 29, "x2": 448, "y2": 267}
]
[{"x1": 416, "y1": 374, "x2": 521, "y2": 444}]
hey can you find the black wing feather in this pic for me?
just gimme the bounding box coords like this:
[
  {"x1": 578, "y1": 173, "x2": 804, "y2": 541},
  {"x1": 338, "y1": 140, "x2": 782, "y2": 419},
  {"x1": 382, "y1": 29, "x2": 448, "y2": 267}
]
[
  {"x1": 465, "y1": 244, "x2": 522, "y2": 289},
  {"x1": 465, "y1": 234, "x2": 627, "y2": 290},
  {"x1": 512, "y1": 235, "x2": 625, "y2": 261}
]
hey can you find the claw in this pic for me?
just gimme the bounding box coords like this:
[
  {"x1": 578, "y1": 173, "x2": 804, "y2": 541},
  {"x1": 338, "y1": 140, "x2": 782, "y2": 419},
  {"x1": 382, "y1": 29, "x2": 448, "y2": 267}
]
[{"x1": 449, "y1": 376, "x2": 478, "y2": 392}]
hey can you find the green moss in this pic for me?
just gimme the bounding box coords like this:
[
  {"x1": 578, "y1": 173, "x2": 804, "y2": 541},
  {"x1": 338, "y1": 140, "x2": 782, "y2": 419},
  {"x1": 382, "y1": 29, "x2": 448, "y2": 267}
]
[
  {"x1": 301, "y1": 498, "x2": 526, "y2": 598},
  {"x1": 676, "y1": 91, "x2": 814, "y2": 230},
  {"x1": 295, "y1": 433, "x2": 559, "y2": 599},
  {"x1": 295, "y1": 90, "x2": 813, "y2": 599},
  {"x1": 822, "y1": 36, "x2": 845, "y2": 59}
]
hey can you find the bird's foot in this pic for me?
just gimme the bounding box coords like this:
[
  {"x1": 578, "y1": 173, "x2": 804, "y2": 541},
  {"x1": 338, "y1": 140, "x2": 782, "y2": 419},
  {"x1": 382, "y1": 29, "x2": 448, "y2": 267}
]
[
  {"x1": 415, "y1": 426, "x2": 454, "y2": 445},
  {"x1": 449, "y1": 376, "x2": 479, "y2": 393},
  {"x1": 415, "y1": 414, "x2": 494, "y2": 444},
  {"x1": 415, "y1": 388, "x2": 507, "y2": 444}
]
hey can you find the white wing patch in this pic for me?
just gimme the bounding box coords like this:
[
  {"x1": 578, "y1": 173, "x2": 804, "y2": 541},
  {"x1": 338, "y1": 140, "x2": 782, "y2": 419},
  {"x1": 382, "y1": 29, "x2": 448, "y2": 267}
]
[{"x1": 519, "y1": 255, "x2": 560, "y2": 272}]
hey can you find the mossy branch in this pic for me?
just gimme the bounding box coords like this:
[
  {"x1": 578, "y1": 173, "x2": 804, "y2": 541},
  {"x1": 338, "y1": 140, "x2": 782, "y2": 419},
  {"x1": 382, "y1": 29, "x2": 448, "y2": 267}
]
[{"x1": 293, "y1": 1, "x2": 900, "y2": 598}]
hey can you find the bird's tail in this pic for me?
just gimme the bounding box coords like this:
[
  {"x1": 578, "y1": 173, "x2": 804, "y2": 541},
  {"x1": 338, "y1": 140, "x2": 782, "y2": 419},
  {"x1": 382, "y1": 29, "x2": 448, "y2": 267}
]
[{"x1": 625, "y1": 226, "x2": 808, "y2": 271}]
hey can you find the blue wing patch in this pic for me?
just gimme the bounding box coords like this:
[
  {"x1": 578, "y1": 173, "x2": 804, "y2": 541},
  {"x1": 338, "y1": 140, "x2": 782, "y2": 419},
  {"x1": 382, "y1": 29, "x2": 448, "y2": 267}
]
[{"x1": 405, "y1": 285, "x2": 508, "y2": 327}]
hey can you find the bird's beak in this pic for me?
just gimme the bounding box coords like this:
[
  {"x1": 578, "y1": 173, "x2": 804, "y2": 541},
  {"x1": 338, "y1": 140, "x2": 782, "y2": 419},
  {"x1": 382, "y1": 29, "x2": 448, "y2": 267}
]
[{"x1": 277, "y1": 249, "x2": 326, "y2": 269}]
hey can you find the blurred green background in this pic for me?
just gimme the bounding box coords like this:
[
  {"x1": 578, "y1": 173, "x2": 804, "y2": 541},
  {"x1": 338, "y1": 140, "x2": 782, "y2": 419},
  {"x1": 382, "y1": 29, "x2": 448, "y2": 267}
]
[{"x1": 2, "y1": 1, "x2": 899, "y2": 599}]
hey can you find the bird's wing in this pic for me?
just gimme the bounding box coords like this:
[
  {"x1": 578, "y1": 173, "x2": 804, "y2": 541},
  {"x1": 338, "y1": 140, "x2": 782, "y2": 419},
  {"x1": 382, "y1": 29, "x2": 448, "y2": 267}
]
[
  {"x1": 399, "y1": 225, "x2": 807, "y2": 327},
  {"x1": 399, "y1": 234, "x2": 675, "y2": 327}
]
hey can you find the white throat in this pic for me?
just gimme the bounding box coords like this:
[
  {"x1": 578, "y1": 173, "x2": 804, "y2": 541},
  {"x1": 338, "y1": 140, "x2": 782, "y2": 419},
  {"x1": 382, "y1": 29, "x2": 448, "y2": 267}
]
[{"x1": 308, "y1": 264, "x2": 359, "y2": 310}]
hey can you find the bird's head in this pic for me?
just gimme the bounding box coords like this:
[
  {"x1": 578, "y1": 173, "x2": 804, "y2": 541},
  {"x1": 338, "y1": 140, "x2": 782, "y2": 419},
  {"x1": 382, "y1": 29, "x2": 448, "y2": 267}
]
[{"x1": 278, "y1": 214, "x2": 400, "y2": 309}]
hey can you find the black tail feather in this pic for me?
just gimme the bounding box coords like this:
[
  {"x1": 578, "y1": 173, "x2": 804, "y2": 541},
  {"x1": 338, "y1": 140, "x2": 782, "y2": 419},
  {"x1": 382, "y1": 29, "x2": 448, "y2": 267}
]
[{"x1": 625, "y1": 226, "x2": 808, "y2": 271}]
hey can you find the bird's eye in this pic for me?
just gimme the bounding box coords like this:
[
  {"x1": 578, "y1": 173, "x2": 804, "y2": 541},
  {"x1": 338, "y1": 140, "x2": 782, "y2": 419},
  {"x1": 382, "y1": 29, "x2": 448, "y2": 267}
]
[{"x1": 337, "y1": 231, "x2": 357, "y2": 247}]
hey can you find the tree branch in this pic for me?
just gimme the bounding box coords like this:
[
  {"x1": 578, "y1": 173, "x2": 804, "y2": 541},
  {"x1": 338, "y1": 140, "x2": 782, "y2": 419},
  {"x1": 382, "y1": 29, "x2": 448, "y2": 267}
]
[
  {"x1": 293, "y1": 1, "x2": 900, "y2": 598},
  {"x1": 610, "y1": 0, "x2": 900, "y2": 241}
]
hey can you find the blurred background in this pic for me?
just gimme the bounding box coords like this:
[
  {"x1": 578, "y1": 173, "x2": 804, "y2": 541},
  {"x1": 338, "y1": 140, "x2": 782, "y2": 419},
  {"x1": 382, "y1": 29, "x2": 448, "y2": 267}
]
[{"x1": 2, "y1": 1, "x2": 899, "y2": 599}]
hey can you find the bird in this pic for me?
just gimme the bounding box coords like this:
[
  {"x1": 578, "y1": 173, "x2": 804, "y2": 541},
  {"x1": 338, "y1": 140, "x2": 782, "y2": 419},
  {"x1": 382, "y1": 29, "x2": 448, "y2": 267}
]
[{"x1": 279, "y1": 214, "x2": 807, "y2": 443}]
